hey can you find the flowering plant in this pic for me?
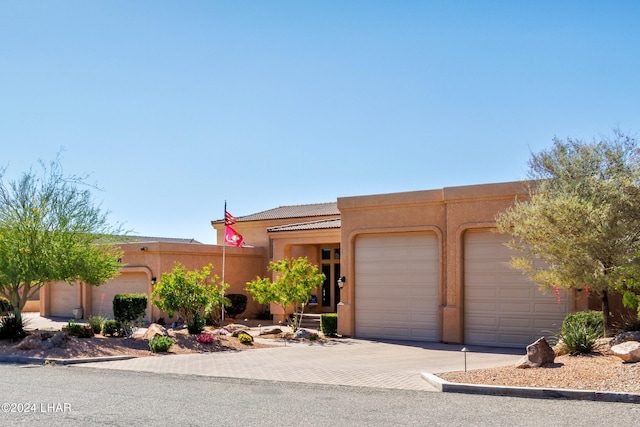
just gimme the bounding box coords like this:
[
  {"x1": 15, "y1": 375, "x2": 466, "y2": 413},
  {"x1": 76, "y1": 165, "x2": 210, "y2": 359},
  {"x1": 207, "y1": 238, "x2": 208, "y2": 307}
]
[
  {"x1": 197, "y1": 332, "x2": 215, "y2": 344},
  {"x1": 210, "y1": 328, "x2": 231, "y2": 336}
]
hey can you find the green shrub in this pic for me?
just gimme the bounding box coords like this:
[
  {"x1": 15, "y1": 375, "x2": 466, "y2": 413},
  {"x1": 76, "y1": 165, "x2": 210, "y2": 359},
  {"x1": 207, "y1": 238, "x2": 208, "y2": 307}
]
[
  {"x1": 0, "y1": 314, "x2": 26, "y2": 341},
  {"x1": 149, "y1": 335, "x2": 174, "y2": 353},
  {"x1": 65, "y1": 319, "x2": 93, "y2": 338},
  {"x1": 558, "y1": 311, "x2": 604, "y2": 355},
  {"x1": 0, "y1": 297, "x2": 13, "y2": 316},
  {"x1": 187, "y1": 313, "x2": 205, "y2": 335},
  {"x1": 224, "y1": 294, "x2": 248, "y2": 318},
  {"x1": 238, "y1": 332, "x2": 253, "y2": 345},
  {"x1": 88, "y1": 315, "x2": 105, "y2": 334},
  {"x1": 113, "y1": 293, "x2": 147, "y2": 324},
  {"x1": 562, "y1": 311, "x2": 604, "y2": 337},
  {"x1": 320, "y1": 313, "x2": 338, "y2": 337},
  {"x1": 101, "y1": 319, "x2": 122, "y2": 337},
  {"x1": 616, "y1": 315, "x2": 640, "y2": 332}
]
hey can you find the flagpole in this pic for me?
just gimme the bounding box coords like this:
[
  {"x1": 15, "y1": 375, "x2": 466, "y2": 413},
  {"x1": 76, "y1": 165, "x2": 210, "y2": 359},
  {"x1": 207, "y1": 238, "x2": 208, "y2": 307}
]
[{"x1": 221, "y1": 200, "x2": 227, "y2": 324}]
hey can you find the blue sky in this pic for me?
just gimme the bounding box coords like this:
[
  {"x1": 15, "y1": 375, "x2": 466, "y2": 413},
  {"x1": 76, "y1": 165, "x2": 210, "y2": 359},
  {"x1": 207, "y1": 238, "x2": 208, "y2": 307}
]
[{"x1": 2, "y1": 1, "x2": 639, "y2": 244}]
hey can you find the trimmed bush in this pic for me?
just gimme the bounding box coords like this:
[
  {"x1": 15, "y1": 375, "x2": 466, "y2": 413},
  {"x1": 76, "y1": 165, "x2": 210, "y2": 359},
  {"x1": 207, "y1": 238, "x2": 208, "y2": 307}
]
[
  {"x1": 101, "y1": 319, "x2": 121, "y2": 337},
  {"x1": 149, "y1": 335, "x2": 174, "y2": 353},
  {"x1": 320, "y1": 313, "x2": 338, "y2": 337},
  {"x1": 113, "y1": 293, "x2": 147, "y2": 324},
  {"x1": 65, "y1": 319, "x2": 93, "y2": 338},
  {"x1": 558, "y1": 311, "x2": 604, "y2": 355},
  {"x1": 225, "y1": 294, "x2": 248, "y2": 318}
]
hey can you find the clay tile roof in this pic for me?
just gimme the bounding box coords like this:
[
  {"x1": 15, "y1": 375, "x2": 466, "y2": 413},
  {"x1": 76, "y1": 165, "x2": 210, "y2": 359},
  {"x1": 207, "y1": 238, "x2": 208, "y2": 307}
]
[
  {"x1": 267, "y1": 218, "x2": 342, "y2": 232},
  {"x1": 214, "y1": 202, "x2": 339, "y2": 223}
]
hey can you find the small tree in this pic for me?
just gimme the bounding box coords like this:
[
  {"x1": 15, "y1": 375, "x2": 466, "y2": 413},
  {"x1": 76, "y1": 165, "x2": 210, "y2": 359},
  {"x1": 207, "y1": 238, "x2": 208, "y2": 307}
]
[
  {"x1": 0, "y1": 156, "x2": 123, "y2": 334},
  {"x1": 246, "y1": 257, "x2": 325, "y2": 331},
  {"x1": 151, "y1": 263, "x2": 228, "y2": 334},
  {"x1": 496, "y1": 131, "x2": 640, "y2": 336}
]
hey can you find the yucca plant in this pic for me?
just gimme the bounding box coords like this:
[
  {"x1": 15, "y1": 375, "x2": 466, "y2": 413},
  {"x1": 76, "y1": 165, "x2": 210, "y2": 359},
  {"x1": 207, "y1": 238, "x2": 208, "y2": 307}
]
[{"x1": 557, "y1": 311, "x2": 604, "y2": 355}]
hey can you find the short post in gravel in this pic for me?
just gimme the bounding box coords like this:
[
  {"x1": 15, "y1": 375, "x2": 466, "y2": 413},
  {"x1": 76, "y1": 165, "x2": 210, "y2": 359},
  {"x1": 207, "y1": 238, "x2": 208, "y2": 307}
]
[{"x1": 461, "y1": 347, "x2": 469, "y2": 372}]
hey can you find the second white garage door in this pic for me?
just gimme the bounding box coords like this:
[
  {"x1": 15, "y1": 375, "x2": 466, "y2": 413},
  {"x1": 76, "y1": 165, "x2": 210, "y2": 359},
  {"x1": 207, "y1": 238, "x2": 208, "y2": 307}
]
[
  {"x1": 91, "y1": 273, "x2": 150, "y2": 320},
  {"x1": 464, "y1": 229, "x2": 569, "y2": 348},
  {"x1": 355, "y1": 232, "x2": 439, "y2": 341}
]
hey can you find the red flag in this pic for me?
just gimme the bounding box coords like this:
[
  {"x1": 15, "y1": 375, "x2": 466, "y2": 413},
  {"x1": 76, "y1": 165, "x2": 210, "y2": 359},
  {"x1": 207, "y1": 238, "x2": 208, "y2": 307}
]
[
  {"x1": 225, "y1": 225, "x2": 244, "y2": 247},
  {"x1": 225, "y1": 211, "x2": 237, "y2": 226}
]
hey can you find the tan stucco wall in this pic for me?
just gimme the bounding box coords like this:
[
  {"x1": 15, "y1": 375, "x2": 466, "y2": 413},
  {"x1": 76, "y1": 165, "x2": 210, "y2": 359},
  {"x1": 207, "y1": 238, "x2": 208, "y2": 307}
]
[
  {"x1": 42, "y1": 242, "x2": 266, "y2": 322},
  {"x1": 337, "y1": 181, "x2": 548, "y2": 343}
]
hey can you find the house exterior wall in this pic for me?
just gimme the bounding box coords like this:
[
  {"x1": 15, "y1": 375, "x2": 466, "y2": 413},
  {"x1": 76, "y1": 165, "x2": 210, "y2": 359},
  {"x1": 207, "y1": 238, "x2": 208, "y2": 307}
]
[
  {"x1": 42, "y1": 242, "x2": 266, "y2": 321},
  {"x1": 337, "y1": 181, "x2": 579, "y2": 343}
]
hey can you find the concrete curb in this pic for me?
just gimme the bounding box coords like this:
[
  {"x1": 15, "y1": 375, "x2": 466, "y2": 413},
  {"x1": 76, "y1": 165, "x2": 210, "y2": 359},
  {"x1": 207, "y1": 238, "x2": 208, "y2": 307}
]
[
  {"x1": 0, "y1": 355, "x2": 137, "y2": 366},
  {"x1": 421, "y1": 372, "x2": 640, "y2": 403}
]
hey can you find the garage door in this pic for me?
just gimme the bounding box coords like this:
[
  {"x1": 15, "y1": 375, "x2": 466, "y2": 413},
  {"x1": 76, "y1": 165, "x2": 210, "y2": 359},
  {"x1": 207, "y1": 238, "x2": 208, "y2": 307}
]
[
  {"x1": 355, "y1": 232, "x2": 439, "y2": 341},
  {"x1": 464, "y1": 229, "x2": 569, "y2": 347},
  {"x1": 91, "y1": 273, "x2": 149, "y2": 320},
  {"x1": 49, "y1": 281, "x2": 79, "y2": 317}
]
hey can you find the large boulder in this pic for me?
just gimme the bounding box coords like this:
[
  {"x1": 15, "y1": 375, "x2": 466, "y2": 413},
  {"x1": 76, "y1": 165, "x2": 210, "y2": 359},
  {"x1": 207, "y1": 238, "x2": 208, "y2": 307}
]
[
  {"x1": 515, "y1": 337, "x2": 556, "y2": 369},
  {"x1": 142, "y1": 323, "x2": 169, "y2": 340},
  {"x1": 611, "y1": 341, "x2": 640, "y2": 363},
  {"x1": 609, "y1": 331, "x2": 640, "y2": 347},
  {"x1": 293, "y1": 329, "x2": 310, "y2": 339}
]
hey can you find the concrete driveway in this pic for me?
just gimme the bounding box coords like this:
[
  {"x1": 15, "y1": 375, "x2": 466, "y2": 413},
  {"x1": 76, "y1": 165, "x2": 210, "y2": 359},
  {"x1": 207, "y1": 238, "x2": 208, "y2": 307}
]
[
  {"x1": 78, "y1": 338, "x2": 522, "y2": 391},
  {"x1": 22, "y1": 313, "x2": 522, "y2": 391}
]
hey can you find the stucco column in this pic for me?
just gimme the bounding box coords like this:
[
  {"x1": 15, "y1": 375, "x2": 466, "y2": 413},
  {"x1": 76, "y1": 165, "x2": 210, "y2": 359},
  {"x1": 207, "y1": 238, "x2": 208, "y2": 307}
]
[
  {"x1": 269, "y1": 242, "x2": 293, "y2": 323},
  {"x1": 40, "y1": 283, "x2": 50, "y2": 317},
  {"x1": 82, "y1": 283, "x2": 92, "y2": 319}
]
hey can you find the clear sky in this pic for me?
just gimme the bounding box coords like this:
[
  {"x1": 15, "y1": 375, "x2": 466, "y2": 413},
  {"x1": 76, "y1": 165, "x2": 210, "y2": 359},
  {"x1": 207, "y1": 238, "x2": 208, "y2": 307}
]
[{"x1": 2, "y1": 1, "x2": 639, "y2": 244}]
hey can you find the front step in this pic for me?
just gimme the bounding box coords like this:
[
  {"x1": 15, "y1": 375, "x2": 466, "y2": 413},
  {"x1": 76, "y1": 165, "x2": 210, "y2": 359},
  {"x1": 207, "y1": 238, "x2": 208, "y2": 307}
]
[{"x1": 294, "y1": 313, "x2": 322, "y2": 330}]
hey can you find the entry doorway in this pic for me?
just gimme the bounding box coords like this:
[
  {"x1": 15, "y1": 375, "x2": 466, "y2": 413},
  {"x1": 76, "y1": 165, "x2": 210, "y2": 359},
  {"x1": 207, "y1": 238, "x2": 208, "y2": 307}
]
[{"x1": 320, "y1": 245, "x2": 341, "y2": 312}]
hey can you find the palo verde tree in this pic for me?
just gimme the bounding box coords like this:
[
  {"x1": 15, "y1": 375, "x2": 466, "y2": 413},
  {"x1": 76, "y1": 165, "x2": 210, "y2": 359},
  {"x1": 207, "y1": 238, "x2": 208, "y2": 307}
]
[
  {"x1": 151, "y1": 263, "x2": 229, "y2": 334},
  {"x1": 0, "y1": 158, "x2": 124, "y2": 330},
  {"x1": 496, "y1": 131, "x2": 640, "y2": 336},
  {"x1": 246, "y1": 257, "x2": 325, "y2": 331}
]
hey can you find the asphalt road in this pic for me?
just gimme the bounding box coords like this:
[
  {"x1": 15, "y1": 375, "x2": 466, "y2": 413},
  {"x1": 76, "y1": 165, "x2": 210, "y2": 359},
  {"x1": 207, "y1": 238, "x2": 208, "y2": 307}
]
[{"x1": 0, "y1": 363, "x2": 638, "y2": 426}]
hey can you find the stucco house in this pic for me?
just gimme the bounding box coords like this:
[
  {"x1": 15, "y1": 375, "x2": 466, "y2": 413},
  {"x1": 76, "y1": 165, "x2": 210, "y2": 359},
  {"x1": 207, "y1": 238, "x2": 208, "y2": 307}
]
[{"x1": 41, "y1": 180, "x2": 628, "y2": 348}]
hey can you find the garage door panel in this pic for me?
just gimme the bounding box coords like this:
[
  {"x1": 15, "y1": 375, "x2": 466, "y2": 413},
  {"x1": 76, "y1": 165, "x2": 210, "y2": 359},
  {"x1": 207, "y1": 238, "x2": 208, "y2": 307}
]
[
  {"x1": 91, "y1": 273, "x2": 149, "y2": 320},
  {"x1": 355, "y1": 232, "x2": 439, "y2": 342},
  {"x1": 49, "y1": 282, "x2": 79, "y2": 317},
  {"x1": 465, "y1": 229, "x2": 569, "y2": 347}
]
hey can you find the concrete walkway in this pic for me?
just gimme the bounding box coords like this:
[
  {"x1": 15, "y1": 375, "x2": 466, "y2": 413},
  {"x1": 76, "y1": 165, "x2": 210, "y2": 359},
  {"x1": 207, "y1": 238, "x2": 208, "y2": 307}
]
[{"x1": 20, "y1": 313, "x2": 523, "y2": 391}]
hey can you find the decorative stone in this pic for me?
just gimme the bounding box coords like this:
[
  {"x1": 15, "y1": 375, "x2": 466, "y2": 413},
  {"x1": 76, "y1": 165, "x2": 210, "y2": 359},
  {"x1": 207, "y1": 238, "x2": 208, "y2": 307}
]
[
  {"x1": 609, "y1": 331, "x2": 640, "y2": 347},
  {"x1": 226, "y1": 324, "x2": 249, "y2": 333},
  {"x1": 515, "y1": 337, "x2": 555, "y2": 369},
  {"x1": 231, "y1": 327, "x2": 251, "y2": 337},
  {"x1": 142, "y1": 323, "x2": 169, "y2": 340},
  {"x1": 260, "y1": 327, "x2": 283, "y2": 335},
  {"x1": 611, "y1": 341, "x2": 640, "y2": 363},
  {"x1": 293, "y1": 329, "x2": 310, "y2": 339}
]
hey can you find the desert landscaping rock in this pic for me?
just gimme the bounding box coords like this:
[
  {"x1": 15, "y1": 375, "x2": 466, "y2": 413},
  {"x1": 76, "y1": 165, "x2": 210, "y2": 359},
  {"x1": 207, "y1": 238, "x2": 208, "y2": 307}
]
[
  {"x1": 611, "y1": 341, "x2": 640, "y2": 363},
  {"x1": 610, "y1": 331, "x2": 640, "y2": 346},
  {"x1": 142, "y1": 323, "x2": 169, "y2": 340},
  {"x1": 515, "y1": 337, "x2": 555, "y2": 368},
  {"x1": 293, "y1": 329, "x2": 311, "y2": 339}
]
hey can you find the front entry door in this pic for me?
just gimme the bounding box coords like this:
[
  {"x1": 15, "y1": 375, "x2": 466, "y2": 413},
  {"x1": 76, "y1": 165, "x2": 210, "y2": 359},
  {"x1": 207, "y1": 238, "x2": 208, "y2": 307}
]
[{"x1": 320, "y1": 246, "x2": 340, "y2": 312}]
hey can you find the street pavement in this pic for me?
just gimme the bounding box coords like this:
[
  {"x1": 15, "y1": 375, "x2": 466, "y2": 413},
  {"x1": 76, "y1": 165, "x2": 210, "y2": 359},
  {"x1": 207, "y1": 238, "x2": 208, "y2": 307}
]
[{"x1": 20, "y1": 313, "x2": 522, "y2": 392}]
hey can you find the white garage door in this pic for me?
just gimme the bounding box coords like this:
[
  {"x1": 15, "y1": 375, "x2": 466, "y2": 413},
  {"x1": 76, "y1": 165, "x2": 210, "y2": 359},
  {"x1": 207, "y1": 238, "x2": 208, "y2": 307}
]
[
  {"x1": 91, "y1": 273, "x2": 149, "y2": 320},
  {"x1": 49, "y1": 281, "x2": 79, "y2": 317},
  {"x1": 355, "y1": 232, "x2": 439, "y2": 341},
  {"x1": 464, "y1": 229, "x2": 569, "y2": 347}
]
